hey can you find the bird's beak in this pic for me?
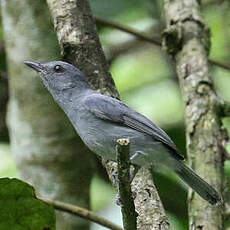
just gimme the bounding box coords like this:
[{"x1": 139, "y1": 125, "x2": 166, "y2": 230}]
[{"x1": 24, "y1": 61, "x2": 46, "y2": 74}]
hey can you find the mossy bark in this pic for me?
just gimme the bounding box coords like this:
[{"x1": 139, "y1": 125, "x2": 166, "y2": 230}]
[
  {"x1": 163, "y1": 1, "x2": 226, "y2": 229},
  {"x1": 1, "y1": 1, "x2": 94, "y2": 229}
]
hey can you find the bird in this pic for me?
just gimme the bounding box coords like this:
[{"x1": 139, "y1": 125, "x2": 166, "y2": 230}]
[{"x1": 24, "y1": 60, "x2": 222, "y2": 205}]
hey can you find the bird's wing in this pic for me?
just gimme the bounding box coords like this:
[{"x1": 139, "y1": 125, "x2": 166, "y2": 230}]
[{"x1": 84, "y1": 94, "x2": 184, "y2": 160}]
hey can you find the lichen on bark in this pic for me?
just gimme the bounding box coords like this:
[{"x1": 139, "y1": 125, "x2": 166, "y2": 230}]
[{"x1": 163, "y1": 1, "x2": 226, "y2": 229}]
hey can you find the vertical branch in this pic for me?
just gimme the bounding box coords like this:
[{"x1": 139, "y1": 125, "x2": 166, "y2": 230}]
[
  {"x1": 116, "y1": 138, "x2": 137, "y2": 230},
  {"x1": 46, "y1": 1, "x2": 171, "y2": 229},
  {"x1": 163, "y1": 1, "x2": 226, "y2": 229}
]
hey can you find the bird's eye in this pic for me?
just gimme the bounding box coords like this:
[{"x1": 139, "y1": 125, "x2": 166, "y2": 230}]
[{"x1": 54, "y1": 65, "x2": 65, "y2": 73}]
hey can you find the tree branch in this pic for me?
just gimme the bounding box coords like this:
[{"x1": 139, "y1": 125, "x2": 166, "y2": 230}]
[
  {"x1": 44, "y1": 199, "x2": 123, "y2": 230},
  {"x1": 116, "y1": 139, "x2": 137, "y2": 230},
  {"x1": 95, "y1": 17, "x2": 161, "y2": 46},
  {"x1": 163, "y1": 1, "x2": 225, "y2": 229},
  {"x1": 104, "y1": 162, "x2": 171, "y2": 230},
  {"x1": 46, "y1": 0, "x2": 119, "y2": 98},
  {"x1": 95, "y1": 17, "x2": 230, "y2": 72},
  {"x1": 209, "y1": 58, "x2": 230, "y2": 71},
  {"x1": 106, "y1": 38, "x2": 145, "y2": 65}
]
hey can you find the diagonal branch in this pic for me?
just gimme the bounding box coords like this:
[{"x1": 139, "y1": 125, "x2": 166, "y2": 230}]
[
  {"x1": 95, "y1": 17, "x2": 230, "y2": 72},
  {"x1": 44, "y1": 199, "x2": 123, "y2": 230},
  {"x1": 208, "y1": 58, "x2": 230, "y2": 71},
  {"x1": 95, "y1": 17, "x2": 161, "y2": 46}
]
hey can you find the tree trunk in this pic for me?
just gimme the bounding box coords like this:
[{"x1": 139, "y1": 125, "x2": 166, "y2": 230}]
[
  {"x1": 46, "y1": 0, "x2": 171, "y2": 229},
  {"x1": 1, "y1": 1, "x2": 94, "y2": 229},
  {"x1": 46, "y1": 0, "x2": 119, "y2": 97},
  {"x1": 163, "y1": 1, "x2": 225, "y2": 229}
]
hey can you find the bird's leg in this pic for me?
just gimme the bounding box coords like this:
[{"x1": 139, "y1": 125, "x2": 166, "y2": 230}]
[
  {"x1": 129, "y1": 151, "x2": 145, "y2": 182},
  {"x1": 115, "y1": 151, "x2": 144, "y2": 206},
  {"x1": 130, "y1": 165, "x2": 140, "y2": 184},
  {"x1": 111, "y1": 167, "x2": 119, "y2": 184},
  {"x1": 130, "y1": 151, "x2": 143, "y2": 162},
  {"x1": 116, "y1": 165, "x2": 139, "y2": 206},
  {"x1": 116, "y1": 193, "x2": 123, "y2": 207}
]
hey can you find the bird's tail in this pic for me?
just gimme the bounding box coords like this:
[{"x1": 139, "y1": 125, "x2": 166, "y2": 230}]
[{"x1": 175, "y1": 161, "x2": 222, "y2": 206}]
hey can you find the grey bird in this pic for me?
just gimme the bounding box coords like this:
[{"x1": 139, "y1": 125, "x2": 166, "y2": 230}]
[{"x1": 24, "y1": 60, "x2": 222, "y2": 205}]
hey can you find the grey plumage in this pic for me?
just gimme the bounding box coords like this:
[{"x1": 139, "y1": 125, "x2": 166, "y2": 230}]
[{"x1": 24, "y1": 60, "x2": 222, "y2": 205}]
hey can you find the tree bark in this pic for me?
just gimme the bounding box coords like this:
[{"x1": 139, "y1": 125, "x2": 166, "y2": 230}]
[
  {"x1": 46, "y1": 0, "x2": 119, "y2": 98},
  {"x1": 1, "y1": 1, "x2": 94, "y2": 230},
  {"x1": 46, "y1": 0, "x2": 171, "y2": 229},
  {"x1": 116, "y1": 139, "x2": 137, "y2": 230},
  {"x1": 163, "y1": 1, "x2": 226, "y2": 229}
]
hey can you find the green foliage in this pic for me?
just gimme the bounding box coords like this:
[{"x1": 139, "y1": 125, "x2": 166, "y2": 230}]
[
  {"x1": 0, "y1": 178, "x2": 55, "y2": 230},
  {"x1": 91, "y1": 176, "x2": 116, "y2": 211},
  {"x1": 90, "y1": 0, "x2": 148, "y2": 19},
  {"x1": 203, "y1": 4, "x2": 230, "y2": 60},
  {"x1": 0, "y1": 144, "x2": 17, "y2": 177},
  {"x1": 110, "y1": 48, "x2": 184, "y2": 127},
  {"x1": 111, "y1": 49, "x2": 170, "y2": 93}
]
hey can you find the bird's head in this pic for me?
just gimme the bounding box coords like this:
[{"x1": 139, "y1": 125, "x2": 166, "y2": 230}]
[{"x1": 24, "y1": 60, "x2": 89, "y2": 92}]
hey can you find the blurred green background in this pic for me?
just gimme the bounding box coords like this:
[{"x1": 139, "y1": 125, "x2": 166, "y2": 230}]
[{"x1": 1, "y1": 0, "x2": 230, "y2": 229}]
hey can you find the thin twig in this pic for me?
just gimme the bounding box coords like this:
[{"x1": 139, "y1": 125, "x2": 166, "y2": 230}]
[
  {"x1": 43, "y1": 198, "x2": 123, "y2": 230},
  {"x1": 95, "y1": 17, "x2": 161, "y2": 46},
  {"x1": 209, "y1": 58, "x2": 230, "y2": 71},
  {"x1": 202, "y1": 0, "x2": 228, "y2": 8},
  {"x1": 116, "y1": 138, "x2": 137, "y2": 230},
  {"x1": 95, "y1": 17, "x2": 230, "y2": 72},
  {"x1": 107, "y1": 39, "x2": 142, "y2": 65}
]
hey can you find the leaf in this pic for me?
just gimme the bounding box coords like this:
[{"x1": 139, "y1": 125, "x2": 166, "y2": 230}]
[{"x1": 0, "y1": 178, "x2": 55, "y2": 230}]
